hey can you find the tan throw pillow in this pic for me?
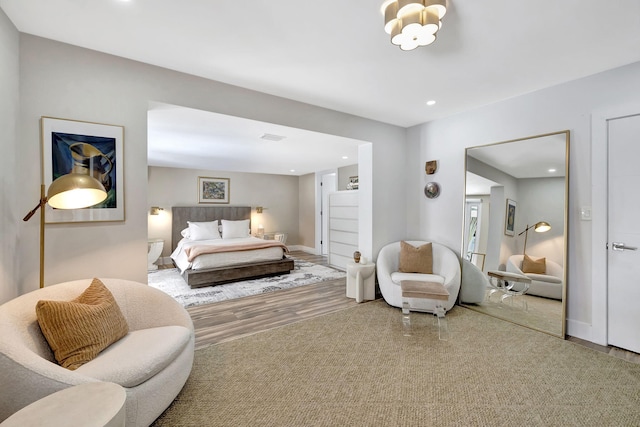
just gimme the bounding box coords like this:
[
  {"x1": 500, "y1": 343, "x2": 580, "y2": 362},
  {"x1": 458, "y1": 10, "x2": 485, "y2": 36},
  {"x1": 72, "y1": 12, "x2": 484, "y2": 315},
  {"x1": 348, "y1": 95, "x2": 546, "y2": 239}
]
[
  {"x1": 398, "y1": 241, "x2": 433, "y2": 274},
  {"x1": 36, "y1": 278, "x2": 129, "y2": 370},
  {"x1": 522, "y1": 255, "x2": 546, "y2": 274}
]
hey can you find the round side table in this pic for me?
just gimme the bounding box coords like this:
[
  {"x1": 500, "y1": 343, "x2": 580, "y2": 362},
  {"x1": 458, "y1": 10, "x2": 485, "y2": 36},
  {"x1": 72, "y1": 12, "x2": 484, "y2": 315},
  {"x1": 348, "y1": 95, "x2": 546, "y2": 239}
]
[
  {"x1": 1, "y1": 382, "x2": 126, "y2": 427},
  {"x1": 346, "y1": 261, "x2": 376, "y2": 303}
]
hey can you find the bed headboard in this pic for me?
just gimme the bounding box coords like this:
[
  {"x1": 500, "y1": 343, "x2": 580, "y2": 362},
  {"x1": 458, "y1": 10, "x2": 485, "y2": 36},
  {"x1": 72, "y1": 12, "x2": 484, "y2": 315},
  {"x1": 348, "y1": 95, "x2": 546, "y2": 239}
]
[{"x1": 171, "y1": 206, "x2": 252, "y2": 251}]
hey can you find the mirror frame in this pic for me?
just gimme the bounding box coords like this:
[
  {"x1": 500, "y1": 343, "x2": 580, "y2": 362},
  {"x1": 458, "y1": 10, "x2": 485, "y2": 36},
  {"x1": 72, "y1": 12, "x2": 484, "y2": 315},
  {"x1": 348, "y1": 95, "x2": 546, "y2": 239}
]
[{"x1": 460, "y1": 130, "x2": 569, "y2": 338}]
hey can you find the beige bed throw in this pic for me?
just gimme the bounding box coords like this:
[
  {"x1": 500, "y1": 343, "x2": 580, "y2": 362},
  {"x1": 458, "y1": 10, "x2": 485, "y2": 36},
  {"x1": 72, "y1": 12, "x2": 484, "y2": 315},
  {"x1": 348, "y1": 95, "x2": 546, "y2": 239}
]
[{"x1": 185, "y1": 240, "x2": 289, "y2": 262}]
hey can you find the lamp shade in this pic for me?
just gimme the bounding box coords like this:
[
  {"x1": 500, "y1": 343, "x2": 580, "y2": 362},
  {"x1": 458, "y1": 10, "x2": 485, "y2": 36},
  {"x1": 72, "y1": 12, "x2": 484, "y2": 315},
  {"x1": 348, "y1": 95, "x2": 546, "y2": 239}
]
[
  {"x1": 534, "y1": 221, "x2": 551, "y2": 233},
  {"x1": 47, "y1": 173, "x2": 108, "y2": 209}
]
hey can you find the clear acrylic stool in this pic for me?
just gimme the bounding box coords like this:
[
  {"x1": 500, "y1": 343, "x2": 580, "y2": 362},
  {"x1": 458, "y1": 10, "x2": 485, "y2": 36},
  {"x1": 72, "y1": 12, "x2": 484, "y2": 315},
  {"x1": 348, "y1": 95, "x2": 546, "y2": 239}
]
[{"x1": 400, "y1": 280, "x2": 450, "y2": 340}]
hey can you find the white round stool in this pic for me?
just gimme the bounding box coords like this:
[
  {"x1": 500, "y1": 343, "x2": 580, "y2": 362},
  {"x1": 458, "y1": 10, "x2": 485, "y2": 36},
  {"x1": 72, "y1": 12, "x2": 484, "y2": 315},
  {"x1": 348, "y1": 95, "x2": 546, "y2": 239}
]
[
  {"x1": 1, "y1": 382, "x2": 126, "y2": 427},
  {"x1": 148, "y1": 238, "x2": 164, "y2": 271},
  {"x1": 346, "y1": 261, "x2": 376, "y2": 303}
]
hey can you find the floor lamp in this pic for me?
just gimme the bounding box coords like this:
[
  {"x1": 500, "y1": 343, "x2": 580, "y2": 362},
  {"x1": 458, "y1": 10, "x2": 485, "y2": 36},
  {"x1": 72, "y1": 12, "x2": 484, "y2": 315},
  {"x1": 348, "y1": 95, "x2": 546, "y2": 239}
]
[
  {"x1": 23, "y1": 173, "x2": 107, "y2": 288},
  {"x1": 518, "y1": 221, "x2": 551, "y2": 256}
]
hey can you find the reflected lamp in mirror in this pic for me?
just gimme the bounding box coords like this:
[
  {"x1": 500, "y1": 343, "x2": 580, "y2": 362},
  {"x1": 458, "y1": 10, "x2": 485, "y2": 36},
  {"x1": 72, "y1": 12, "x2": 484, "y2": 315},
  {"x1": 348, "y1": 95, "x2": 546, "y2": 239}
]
[
  {"x1": 23, "y1": 174, "x2": 108, "y2": 288},
  {"x1": 150, "y1": 206, "x2": 164, "y2": 215},
  {"x1": 255, "y1": 206, "x2": 264, "y2": 214},
  {"x1": 519, "y1": 221, "x2": 551, "y2": 256}
]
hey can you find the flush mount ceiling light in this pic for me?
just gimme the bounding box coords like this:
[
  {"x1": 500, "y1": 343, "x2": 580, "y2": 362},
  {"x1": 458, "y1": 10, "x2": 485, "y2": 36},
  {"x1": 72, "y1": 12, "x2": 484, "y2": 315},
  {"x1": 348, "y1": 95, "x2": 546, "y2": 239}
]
[{"x1": 381, "y1": 0, "x2": 447, "y2": 51}]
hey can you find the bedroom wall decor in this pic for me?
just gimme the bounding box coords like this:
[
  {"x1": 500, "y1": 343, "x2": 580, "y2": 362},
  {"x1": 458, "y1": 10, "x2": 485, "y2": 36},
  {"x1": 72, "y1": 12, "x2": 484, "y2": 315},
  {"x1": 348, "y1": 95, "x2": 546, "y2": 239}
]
[
  {"x1": 198, "y1": 177, "x2": 230, "y2": 204},
  {"x1": 41, "y1": 117, "x2": 125, "y2": 223},
  {"x1": 505, "y1": 198, "x2": 516, "y2": 236},
  {"x1": 425, "y1": 160, "x2": 437, "y2": 174},
  {"x1": 424, "y1": 182, "x2": 440, "y2": 199}
]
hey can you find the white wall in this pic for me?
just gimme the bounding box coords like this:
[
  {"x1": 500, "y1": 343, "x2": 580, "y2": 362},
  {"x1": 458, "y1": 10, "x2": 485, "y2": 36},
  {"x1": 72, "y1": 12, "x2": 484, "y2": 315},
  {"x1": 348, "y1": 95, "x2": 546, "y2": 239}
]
[
  {"x1": 337, "y1": 164, "x2": 358, "y2": 190},
  {"x1": 0, "y1": 9, "x2": 19, "y2": 302},
  {"x1": 7, "y1": 34, "x2": 407, "y2": 299},
  {"x1": 148, "y1": 166, "x2": 300, "y2": 258},
  {"x1": 298, "y1": 173, "x2": 316, "y2": 249},
  {"x1": 407, "y1": 60, "x2": 640, "y2": 341},
  {"x1": 515, "y1": 177, "x2": 566, "y2": 266}
]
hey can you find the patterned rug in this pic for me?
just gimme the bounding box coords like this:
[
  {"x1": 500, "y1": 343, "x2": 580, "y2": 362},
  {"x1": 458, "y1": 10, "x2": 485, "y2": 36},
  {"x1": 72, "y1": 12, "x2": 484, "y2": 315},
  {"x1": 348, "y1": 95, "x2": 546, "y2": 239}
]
[{"x1": 148, "y1": 258, "x2": 345, "y2": 308}]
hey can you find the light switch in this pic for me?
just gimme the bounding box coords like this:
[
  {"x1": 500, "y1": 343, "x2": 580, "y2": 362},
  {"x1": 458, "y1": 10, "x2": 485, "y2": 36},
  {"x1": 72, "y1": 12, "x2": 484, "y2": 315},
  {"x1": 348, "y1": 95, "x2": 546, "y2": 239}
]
[{"x1": 580, "y1": 206, "x2": 592, "y2": 221}]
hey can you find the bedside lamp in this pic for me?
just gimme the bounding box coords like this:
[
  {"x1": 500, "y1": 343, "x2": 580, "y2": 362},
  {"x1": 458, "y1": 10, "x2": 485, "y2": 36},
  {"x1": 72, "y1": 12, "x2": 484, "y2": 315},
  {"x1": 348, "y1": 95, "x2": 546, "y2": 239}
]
[{"x1": 23, "y1": 173, "x2": 107, "y2": 288}]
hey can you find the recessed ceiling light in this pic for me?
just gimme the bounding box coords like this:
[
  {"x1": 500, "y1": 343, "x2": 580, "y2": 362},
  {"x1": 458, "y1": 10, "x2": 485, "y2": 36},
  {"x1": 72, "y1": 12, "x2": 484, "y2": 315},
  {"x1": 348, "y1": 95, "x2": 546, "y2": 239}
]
[
  {"x1": 342, "y1": 156, "x2": 349, "y2": 159},
  {"x1": 426, "y1": 100, "x2": 436, "y2": 106},
  {"x1": 290, "y1": 169, "x2": 295, "y2": 173},
  {"x1": 548, "y1": 168, "x2": 557, "y2": 173}
]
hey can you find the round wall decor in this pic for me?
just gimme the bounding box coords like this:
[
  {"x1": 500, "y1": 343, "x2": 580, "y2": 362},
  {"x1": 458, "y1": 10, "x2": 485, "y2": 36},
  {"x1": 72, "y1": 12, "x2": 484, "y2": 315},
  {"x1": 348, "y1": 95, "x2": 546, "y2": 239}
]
[{"x1": 424, "y1": 182, "x2": 441, "y2": 199}]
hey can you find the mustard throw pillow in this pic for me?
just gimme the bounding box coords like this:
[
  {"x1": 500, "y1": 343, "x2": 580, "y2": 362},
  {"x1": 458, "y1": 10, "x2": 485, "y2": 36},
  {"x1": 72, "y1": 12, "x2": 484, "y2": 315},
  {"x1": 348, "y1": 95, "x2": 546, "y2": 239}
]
[
  {"x1": 522, "y1": 255, "x2": 546, "y2": 274},
  {"x1": 398, "y1": 241, "x2": 433, "y2": 274},
  {"x1": 36, "y1": 278, "x2": 129, "y2": 370}
]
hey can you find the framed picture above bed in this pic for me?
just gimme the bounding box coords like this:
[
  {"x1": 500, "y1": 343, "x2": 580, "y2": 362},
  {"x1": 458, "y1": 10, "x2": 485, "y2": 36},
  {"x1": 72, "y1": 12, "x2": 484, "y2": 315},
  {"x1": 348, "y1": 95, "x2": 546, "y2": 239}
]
[{"x1": 198, "y1": 177, "x2": 230, "y2": 204}]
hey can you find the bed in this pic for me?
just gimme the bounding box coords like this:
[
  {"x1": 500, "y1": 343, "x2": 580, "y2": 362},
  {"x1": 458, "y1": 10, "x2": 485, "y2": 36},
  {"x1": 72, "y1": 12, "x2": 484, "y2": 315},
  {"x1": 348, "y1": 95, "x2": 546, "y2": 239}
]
[{"x1": 170, "y1": 206, "x2": 294, "y2": 288}]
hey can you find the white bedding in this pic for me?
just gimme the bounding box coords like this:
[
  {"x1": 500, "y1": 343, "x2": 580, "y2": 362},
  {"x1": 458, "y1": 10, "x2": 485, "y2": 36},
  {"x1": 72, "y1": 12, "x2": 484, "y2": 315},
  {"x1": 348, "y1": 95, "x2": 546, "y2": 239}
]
[{"x1": 170, "y1": 236, "x2": 285, "y2": 273}]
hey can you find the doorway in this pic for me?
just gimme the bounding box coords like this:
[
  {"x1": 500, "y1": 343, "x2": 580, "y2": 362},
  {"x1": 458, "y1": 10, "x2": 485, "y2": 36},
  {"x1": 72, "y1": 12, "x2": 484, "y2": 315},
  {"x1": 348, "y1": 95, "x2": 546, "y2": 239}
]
[
  {"x1": 592, "y1": 105, "x2": 640, "y2": 351},
  {"x1": 606, "y1": 113, "x2": 640, "y2": 353},
  {"x1": 320, "y1": 171, "x2": 337, "y2": 255}
]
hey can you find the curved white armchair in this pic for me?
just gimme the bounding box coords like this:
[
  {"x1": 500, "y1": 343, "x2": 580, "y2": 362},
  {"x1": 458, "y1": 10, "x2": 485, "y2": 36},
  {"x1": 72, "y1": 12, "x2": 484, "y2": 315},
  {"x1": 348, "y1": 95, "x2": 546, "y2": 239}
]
[
  {"x1": 377, "y1": 241, "x2": 461, "y2": 312},
  {"x1": 0, "y1": 278, "x2": 194, "y2": 427},
  {"x1": 507, "y1": 255, "x2": 563, "y2": 300},
  {"x1": 459, "y1": 259, "x2": 490, "y2": 304}
]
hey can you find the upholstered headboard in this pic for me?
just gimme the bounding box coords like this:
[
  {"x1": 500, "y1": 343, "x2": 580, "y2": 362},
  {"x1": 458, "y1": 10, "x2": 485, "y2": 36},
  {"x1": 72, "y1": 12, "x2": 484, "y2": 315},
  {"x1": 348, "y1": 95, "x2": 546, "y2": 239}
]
[{"x1": 171, "y1": 206, "x2": 252, "y2": 251}]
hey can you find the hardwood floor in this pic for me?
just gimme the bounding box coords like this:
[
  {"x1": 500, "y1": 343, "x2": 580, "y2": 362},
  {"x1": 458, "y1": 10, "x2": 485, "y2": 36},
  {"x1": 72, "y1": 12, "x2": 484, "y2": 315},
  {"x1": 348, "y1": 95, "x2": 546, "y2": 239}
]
[
  {"x1": 186, "y1": 251, "x2": 362, "y2": 350},
  {"x1": 181, "y1": 251, "x2": 640, "y2": 364}
]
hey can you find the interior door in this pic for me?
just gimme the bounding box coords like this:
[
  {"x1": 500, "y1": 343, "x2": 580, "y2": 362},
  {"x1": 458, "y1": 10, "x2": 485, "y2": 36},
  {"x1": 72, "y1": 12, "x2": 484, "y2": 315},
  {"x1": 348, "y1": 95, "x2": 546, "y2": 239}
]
[
  {"x1": 321, "y1": 172, "x2": 337, "y2": 255},
  {"x1": 607, "y1": 113, "x2": 640, "y2": 353}
]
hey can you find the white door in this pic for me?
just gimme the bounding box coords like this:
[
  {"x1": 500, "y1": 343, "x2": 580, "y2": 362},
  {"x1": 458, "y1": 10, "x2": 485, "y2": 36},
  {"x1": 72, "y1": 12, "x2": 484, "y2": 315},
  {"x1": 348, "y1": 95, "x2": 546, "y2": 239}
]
[
  {"x1": 607, "y1": 113, "x2": 640, "y2": 353},
  {"x1": 321, "y1": 172, "x2": 337, "y2": 255}
]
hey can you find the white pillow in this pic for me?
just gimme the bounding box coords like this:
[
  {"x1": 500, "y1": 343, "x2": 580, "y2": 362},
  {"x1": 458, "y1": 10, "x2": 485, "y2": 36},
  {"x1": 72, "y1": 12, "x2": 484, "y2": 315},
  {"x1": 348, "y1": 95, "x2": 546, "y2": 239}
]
[
  {"x1": 180, "y1": 228, "x2": 190, "y2": 239},
  {"x1": 221, "y1": 219, "x2": 250, "y2": 239},
  {"x1": 187, "y1": 220, "x2": 221, "y2": 241}
]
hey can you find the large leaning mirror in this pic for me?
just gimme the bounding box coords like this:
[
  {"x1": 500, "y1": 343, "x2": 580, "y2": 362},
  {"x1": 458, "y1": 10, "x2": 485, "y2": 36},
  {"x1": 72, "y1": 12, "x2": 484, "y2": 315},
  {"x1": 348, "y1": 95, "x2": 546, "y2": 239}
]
[{"x1": 459, "y1": 130, "x2": 569, "y2": 337}]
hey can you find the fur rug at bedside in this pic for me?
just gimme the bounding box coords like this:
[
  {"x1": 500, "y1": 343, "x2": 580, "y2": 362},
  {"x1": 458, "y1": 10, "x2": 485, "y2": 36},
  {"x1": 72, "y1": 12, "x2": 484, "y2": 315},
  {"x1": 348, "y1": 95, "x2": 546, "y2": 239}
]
[{"x1": 148, "y1": 259, "x2": 345, "y2": 308}]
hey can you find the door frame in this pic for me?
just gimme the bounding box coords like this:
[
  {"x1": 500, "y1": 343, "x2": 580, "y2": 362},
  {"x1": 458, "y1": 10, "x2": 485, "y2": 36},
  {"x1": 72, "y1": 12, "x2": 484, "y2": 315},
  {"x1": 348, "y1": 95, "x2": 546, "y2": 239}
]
[
  {"x1": 591, "y1": 103, "x2": 640, "y2": 346},
  {"x1": 316, "y1": 169, "x2": 337, "y2": 256}
]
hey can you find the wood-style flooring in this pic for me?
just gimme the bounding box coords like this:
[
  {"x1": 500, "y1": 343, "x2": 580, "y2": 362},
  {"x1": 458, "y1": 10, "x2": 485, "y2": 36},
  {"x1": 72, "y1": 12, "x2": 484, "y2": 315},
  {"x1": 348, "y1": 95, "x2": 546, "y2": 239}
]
[
  {"x1": 186, "y1": 251, "x2": 361, "y2": 350},
  {"x1": 178, "y1": 251, "x2": 640, "y2": 363}
]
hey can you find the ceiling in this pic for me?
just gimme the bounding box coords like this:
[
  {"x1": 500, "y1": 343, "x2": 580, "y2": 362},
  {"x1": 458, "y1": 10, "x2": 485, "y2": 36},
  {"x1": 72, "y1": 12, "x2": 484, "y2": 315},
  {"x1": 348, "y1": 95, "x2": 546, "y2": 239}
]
[{"x1": 3, "y1": 0, "x2": 640, "y2": 175}]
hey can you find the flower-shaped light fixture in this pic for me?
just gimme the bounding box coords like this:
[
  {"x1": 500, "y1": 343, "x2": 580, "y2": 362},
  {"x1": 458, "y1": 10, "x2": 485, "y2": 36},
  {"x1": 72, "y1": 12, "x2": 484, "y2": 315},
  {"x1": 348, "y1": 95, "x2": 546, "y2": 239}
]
[{"x1": 381, "y1": 0, "x2": 447, "y2": 51}]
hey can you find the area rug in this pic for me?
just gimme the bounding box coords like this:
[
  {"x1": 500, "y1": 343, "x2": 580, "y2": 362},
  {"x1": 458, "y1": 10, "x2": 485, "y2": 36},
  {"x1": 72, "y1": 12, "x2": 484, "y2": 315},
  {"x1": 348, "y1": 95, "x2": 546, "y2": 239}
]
[
  {"x1": 152, "y1": 300, "x2": 640, "y2": 426},
  {"x1": 148, "y1": 259, "x2": 345, "y2": 308}
]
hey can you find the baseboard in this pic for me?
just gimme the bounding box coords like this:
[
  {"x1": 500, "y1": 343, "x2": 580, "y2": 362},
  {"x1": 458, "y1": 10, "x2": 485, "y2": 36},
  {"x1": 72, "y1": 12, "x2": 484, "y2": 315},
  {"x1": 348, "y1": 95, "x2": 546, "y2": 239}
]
[
  {"x1": 159, "y1": 256, "x2": 173, "y2": 266},
  {"x1": 288, "y1": 245, "x2": 318, "y2": 254},
  {"x1": 566, "y1": 318, "x2": 605, "y2": 345}
]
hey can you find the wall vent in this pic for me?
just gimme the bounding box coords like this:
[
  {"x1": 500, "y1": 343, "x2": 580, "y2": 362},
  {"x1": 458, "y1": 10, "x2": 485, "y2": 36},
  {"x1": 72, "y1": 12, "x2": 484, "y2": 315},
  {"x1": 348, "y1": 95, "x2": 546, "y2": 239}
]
[{"x1": 260, "y1": 133, "x2": 286, "y2": 141}]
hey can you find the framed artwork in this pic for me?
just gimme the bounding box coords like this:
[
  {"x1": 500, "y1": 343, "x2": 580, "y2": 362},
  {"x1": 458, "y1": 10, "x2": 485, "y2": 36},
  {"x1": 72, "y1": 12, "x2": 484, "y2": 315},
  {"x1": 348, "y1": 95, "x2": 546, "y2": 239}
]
[
  {"x1": 41, "y1": 117, "x2": 125, "y2": 223},
  {"x1": 505, "y1": 199, "x2": 516, "y2": 236},
  {"x1": 198, "y1": 177, "x2": 230, "y2": 204}
]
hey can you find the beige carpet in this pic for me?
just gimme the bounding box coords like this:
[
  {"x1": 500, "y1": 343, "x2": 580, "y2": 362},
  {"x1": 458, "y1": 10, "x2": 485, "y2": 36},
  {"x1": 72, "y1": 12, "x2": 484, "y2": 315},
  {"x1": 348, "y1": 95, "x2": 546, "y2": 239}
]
[
  {"x1": 463, "y1": 290, "x2": 563, "y2": 336},
  {"x1": 153, "y1": 300, "x2": 640, "y2": 426}
]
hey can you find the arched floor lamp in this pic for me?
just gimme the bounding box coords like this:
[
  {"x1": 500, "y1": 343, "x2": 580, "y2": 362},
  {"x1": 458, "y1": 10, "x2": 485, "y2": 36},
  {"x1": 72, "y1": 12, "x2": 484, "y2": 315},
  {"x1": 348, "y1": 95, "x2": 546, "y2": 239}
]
[
  {"x1": 518, "y1": 221, "x2": 551, "y2": 256},
  {"x1": 23, "y1": 173, "x2": 107, "y2": 288}
]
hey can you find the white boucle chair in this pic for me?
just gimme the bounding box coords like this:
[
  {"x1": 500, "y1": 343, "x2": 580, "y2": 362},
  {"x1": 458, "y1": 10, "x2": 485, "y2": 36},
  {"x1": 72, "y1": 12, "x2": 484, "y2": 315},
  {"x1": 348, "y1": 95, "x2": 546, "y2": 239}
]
[
  {"x1": 377, "y1": 241, "x2": 461, "y2": 313},
  {"x1": 506, "y1": 254, "x2": 564, "y2": 300},
  {"x1": 0, "y1": 278, "x2": 194, "y2": 427}
]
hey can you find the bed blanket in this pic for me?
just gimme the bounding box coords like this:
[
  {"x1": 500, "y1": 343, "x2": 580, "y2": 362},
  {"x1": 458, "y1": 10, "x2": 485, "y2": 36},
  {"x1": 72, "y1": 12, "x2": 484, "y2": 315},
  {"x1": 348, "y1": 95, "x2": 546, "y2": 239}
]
[{"x1": 185, "y1": 240, "x2": 289, "y2": 262}]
